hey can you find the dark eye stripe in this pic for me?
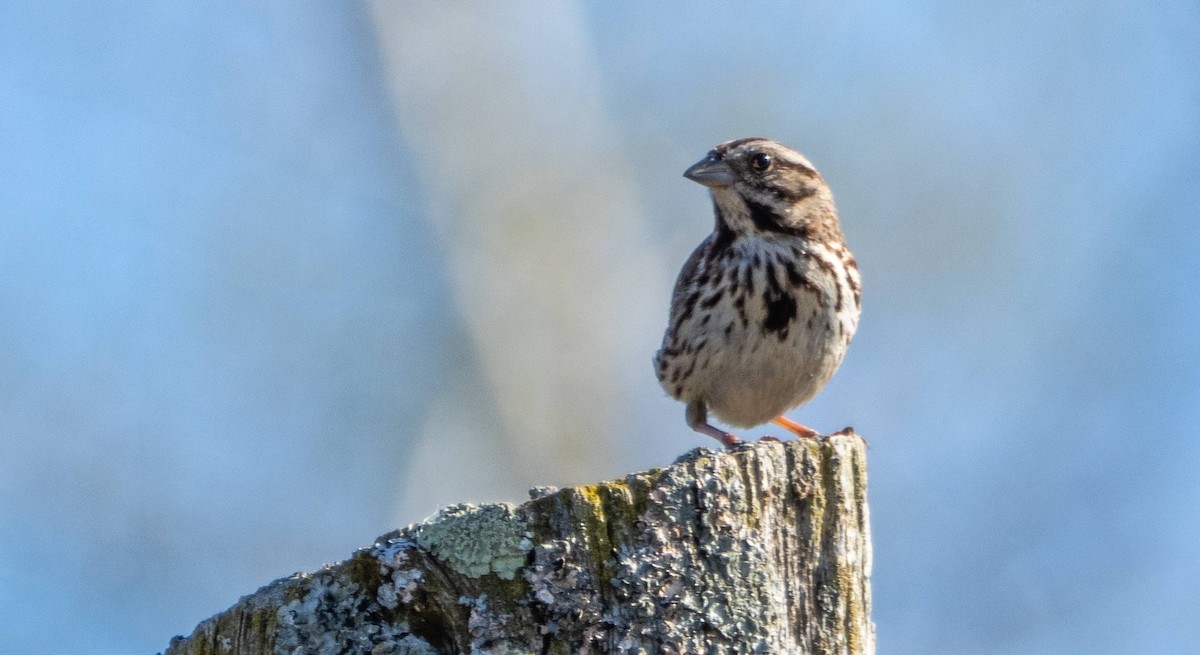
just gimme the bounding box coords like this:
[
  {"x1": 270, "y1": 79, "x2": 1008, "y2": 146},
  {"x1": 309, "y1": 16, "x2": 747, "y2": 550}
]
[
  {"x1": 776, "y1": 160, "x2": 820, "y2": 178},
  {"x1": 770, "y1": 183, "x2": 817, "y2": 204},
  {"x1": 747, "y1": 174, "x2": 817, "y2": 204}
]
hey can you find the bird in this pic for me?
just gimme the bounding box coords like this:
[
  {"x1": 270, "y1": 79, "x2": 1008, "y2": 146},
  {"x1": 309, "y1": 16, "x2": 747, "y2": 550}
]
[{"x1": 654, "y1": 138, "x2": 861, "y2": 448}]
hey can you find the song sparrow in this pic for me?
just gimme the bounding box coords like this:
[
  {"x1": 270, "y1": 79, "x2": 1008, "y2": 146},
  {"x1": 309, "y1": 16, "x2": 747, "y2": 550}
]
[{"x1": 655, "y1": 138, "x2": 860, "y2": 447}]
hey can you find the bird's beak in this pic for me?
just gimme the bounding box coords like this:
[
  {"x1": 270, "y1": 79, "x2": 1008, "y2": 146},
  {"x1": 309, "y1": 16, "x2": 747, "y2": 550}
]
[{"x1": 684, "y1": 155, "x2": 735, "y2": 188}]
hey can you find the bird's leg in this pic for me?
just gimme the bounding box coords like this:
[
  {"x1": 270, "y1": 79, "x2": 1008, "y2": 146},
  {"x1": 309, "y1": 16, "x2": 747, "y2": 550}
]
[
  {"x1": 771, "y1": 416, "x2": 819, "y2": 439},
  {"x1": 687, "y1": 401, "x2": 741, "y2": 448}
]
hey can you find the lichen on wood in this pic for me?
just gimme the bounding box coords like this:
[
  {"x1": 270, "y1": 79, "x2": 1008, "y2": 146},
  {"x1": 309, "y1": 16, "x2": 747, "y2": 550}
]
[{"x1": 163, "y1": 433, "x2": 874, "y2": 655}]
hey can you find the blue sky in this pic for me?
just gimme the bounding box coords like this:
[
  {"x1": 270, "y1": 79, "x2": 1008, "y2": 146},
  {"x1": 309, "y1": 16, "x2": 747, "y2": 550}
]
[{"x1": 2, "y1": 2, "x2": 1198, "y2": 653}]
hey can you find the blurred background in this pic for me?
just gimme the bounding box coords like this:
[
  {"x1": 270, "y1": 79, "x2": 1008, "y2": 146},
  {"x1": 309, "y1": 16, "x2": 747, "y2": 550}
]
[{"x1": 2, "y1": 2, "x2": 1198, "y2": 653}]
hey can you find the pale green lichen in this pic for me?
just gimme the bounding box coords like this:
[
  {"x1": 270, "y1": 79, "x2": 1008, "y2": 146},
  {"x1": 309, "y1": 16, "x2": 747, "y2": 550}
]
[{"x1": 414, "y1": 503, "x2": 532, "y2": 580}]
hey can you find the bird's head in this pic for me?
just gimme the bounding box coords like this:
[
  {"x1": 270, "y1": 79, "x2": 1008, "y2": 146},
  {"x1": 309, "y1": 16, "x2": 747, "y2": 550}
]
[{"x1": 684, "y1": 137, "x2": 837, "y2": 239}]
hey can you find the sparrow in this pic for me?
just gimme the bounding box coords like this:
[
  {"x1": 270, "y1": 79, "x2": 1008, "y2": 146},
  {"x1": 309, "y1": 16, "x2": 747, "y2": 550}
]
[{"x1": 655, "y1": 138, "x2": 860, "y2": 447}]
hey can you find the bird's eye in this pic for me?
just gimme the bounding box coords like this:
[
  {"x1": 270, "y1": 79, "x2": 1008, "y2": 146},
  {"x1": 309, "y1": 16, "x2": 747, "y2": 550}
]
[{"x1": 750, "y1": 153, "x2": 772, "y2": 173}]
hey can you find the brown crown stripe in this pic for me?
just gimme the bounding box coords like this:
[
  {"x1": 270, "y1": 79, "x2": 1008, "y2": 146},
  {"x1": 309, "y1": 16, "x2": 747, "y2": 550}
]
[{"x1": 714, "y1": 136, "x2": 771, "y2": 153}]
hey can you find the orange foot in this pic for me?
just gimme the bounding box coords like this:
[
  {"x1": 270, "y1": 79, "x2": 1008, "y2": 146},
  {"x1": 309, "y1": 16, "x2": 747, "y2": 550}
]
[
  {"x1": 697, "y1": 422, "x2": 741, "y2": 448},
  {"x1": 770, "y1": 416, "x2": 819, "y2": 439}
]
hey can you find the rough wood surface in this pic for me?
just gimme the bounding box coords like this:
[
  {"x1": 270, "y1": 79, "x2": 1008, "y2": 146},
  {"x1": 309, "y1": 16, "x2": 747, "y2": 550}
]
[{"x1": 162, "y1": 434, "x2": 873, "y2": 655}]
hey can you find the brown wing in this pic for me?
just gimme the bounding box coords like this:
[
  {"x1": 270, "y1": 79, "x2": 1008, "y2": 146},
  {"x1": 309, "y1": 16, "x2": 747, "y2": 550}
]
[
  {"x1": 654, "y1": 234, "x2": 716, "y2": 386},
  {"x1": 668, "y1": 234, "x2": 714, "y2": 325}
]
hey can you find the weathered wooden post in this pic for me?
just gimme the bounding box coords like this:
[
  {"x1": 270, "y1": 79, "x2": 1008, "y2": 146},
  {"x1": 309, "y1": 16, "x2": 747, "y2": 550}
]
[{"x1": 163, "y1": 434, "x2": 873, "y2": 655}]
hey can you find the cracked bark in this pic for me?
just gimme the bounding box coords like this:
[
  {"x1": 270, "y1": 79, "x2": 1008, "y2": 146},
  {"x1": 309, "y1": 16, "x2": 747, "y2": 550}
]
[{"x1": 162, "y1": 434, "x2": 873, "y2": 655}]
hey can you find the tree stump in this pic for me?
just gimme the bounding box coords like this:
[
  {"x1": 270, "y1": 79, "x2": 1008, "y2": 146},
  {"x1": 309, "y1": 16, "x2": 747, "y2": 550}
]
[{"x1": 162, "y1": 434, "x2": 873, "y2": 655}]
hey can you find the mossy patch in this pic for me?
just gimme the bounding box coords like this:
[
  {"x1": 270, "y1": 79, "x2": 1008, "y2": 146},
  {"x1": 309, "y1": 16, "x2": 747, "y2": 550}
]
[{"x1": 413, "y1": 503, "x2": 532, "y2": 580}]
